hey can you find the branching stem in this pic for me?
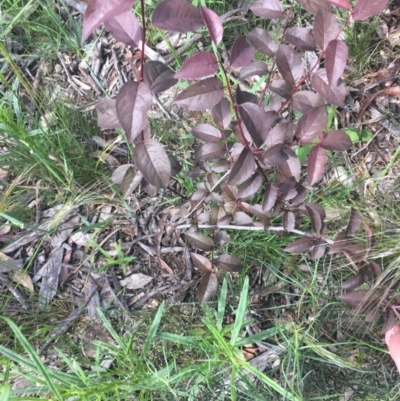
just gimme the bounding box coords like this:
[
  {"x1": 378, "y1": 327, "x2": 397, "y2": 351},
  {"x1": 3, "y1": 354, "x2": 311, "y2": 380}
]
[
  {"x1": 139, "y1": 0, "x2": 146, "y2": 82},
  {"x1": 221, "y1": 66, "x2": 270, "y2": 183},
  {"x1": 175, "y1": 223, "x2": 334, "y2": 244},
  {"x1": 277, "y1": 13, "x2": 352, "y2": 115},
  {"x1": 259, "y1": 0, "x2": 295, "y2": 106}
]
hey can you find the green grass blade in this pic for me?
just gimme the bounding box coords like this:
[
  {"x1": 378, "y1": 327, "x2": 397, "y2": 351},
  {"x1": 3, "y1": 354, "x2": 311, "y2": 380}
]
[
  {"x1": 0, "y1": 212, "x2": 24, "y2": 228},
  {"x1": 242, "y1": 360, "x2": 301, "y2": 401},
  {"x1": 0, "y1": 384, "x2": 11, "y2": 401},
  {"x1": 141, "y1": 301, "x2": 165, "y2": 357},
  {"x1": 0, "y1": 345, "x2": 82, "y2": 388},
  {"x1": 230, "y1": 276, "x2": 249, "y2": 346},
  {"x1": 97, "y1": 307, "x2": 126, "y2": 348},
  {"x1": 217, "y1": 277, "x2": 228, "y2": 331},
  {"x1": 235, "y1": 324, "x2": 291, "y2": 347},
  {"x1": 0, "y1": 317, "x2": 63, "y2": 401},
  {"x1": 157, "y1": 332, "x2": 200, "y2": 347}
]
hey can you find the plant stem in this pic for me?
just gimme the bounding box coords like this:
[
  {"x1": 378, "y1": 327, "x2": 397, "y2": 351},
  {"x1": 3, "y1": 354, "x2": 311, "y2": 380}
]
[
  {"x1": 258, "y1": 0, "x2": 295, "y2": 106},
  {"x1": 139, "y1": 0, "x2": 146, "y2": 142},
  {"x1": 140, "y1": 0, "x2": 146, "y2": 82},
  {"x1": 276, "y1": 13, "x2": 353, "y2": 115},
  {"x1": 221, "y1": 67, "x2": 250, "y2": 149},
  {"x1": 175, "y1": 223, "x2": 334, "y2": 244},
  {"x1": 221, "y1": 66, "x2": 270, "y2": 182}
]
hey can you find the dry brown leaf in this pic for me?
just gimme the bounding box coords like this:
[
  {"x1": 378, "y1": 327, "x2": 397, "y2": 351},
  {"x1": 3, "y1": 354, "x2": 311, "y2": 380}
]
[
  {"x1": 9, "y1": 270, "x2": 34, "y2": 292},
  {"x1": 120, "y1": 273, "x2": 153, "y2": 290},
  {"x1": 155, "y1": 256, "x2": 174, "y2": 274}
]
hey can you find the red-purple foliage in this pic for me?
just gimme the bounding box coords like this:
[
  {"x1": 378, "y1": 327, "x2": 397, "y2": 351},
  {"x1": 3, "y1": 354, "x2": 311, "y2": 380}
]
[{"x1": 82, "y1": 0, "x2": 397, "y2": 342}]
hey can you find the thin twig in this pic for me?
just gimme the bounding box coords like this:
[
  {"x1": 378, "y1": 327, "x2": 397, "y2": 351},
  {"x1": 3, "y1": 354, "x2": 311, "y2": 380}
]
[
  {"x1": 175, "y1": 223, "x2": 335, "y2": 244},
  {"x1": 140, "y1": 0, "x2": 146, "y2": 81},
  {"x1": 277, "y1": 13, "x2": 353, "y2": 115},
  {"x1": 111, "y1": 47, "x2": 125, "y2": 86},
  {"x1": 185, "y1": 171, "x2": 230, "y2": 219},
  {"x1": 364, "y1": 74, "x2": 400, "y2": 92},
  {"x1": 259, "y1": 0, "x2": 295, "y2": 106}
]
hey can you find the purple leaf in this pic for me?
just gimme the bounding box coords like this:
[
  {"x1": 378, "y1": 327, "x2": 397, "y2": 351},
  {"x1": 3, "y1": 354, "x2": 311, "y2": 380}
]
[
  {"x1": 235, "y1": 85, "x2": 258, "y2": 105},
  {"x1": 186, "y1": 232, "x2": 215, "y2": 251},
  {"x1": 270, "y1": 80, "x2": 293, "y2": 99},
  {"x1": 291, "y1": 184, "x2": 308, "y2": 206},
  {"x1": 239, "y1": 102, "x2": 269, "y2": 148},
  {"x1": 198, "y1": 273, "x2": 218, "y2": 304},
  {"x1": 347, "y1": 208, "x2": 362, "y2": 235},
  {"x1": 215, "y1": 230, "x2": 231, "y2": 245},
  {"x1": 240, "y1": 203, "x2": 267, "y2": 220},
  {"x1": 381, "y1": 307, "x2": 396, "y2": 334},
  {"x1": 200, "y1": 6, "x2": 223, "y2": 45},
  {"x1": 284, "y1": 237, "x2": 315, "y2": 253},
  {"x1": 320, "y1": 130, "x2": 352, "y2": 151},
  {"x1": 194, "y1": 143, "x2": 224, "y2": 162},
  {"x1": 283, "y1": 211, "x2": 296, "y2": 231},
  {"x1": 278, "y1": 148, "x2": 301, "y2": 182},
  {"x1": 325, "y1": 40, "x2": 348, "y2": 86},
  {"x1": 263, "y1": 143, "x2": 289, "y2": 166},
  {"x1": 239, "y1": 61, "x2": 269, "y2": 81},
  {"x1": 302, "y1": 202, "x2": 326, "y2": 219},
  {"x1": 262, "y1": 183, "x2": 278, "y2": 212},
  {"x1": 237, "y1": 173, "x2": 262, "y2": 200},
  {"x1": 96, "y1": 99, "x2": 121, "y2": 130},
  {"x1": 104, "y1": 11, "x2": 141, "y2": 47},
  {"x1": 342, "y1": 271, "x2": 364, "y2": 290},
  {"x1": 174, "y1": 77, "x2": 224, "y2": 111},
  {"x1": 215, "y1": 254, "x2": 242, "y2": 272},
  {"x1": 221, "y1": 183, "x2": 238, "y2": 201},
  {"x1": 209, "y1": 206, "x2": 226, "y2": 224},
  {"x1": 298, "y1": 0, "x2": 332, "y2": 14},
  {"x1": 191, "y1": 252, "x2": 213, "y2": 273},
  {"x1": 307, "y1": 145, "x2": 327, "y2": 186},
  {"x1": 312, "y1": 69, "x2": 346, "y2": 107},
  {"x1": 144, "y1": 61, "x2": 178, "y2": 94},
  {"x1": 134, "y1": 139, "x2": 171, "y2": 188},
  {"x1": 310, "y1": 239, "x2": 327, "y2": 259},
  {"x1": 174, "y1": 51, "x2": 218, "y2": 80},
  {"x1": 114, "y1": 164, "x2": 137, "y2": 187},
  {"x1": 305, "y1": 204, "x2": 323, "y2": 234},
  {"x1": 248, "y1": 28, "x2": 277, "y2": 56},
  {"x1": 343, "y1": 245, "x2": 366, "y2": 262},
  {"x1": 352, "y1": 0, "x2": 389, "y2": 20},
  {"x1": 234, "y1": 211, "x2": 253, "y2": 226},
  {"x1": 286, "y1": 27, "x2": 316, "y2": 51},
  {"x1": 295, "y1": 106, "x2": 327, "y2": 143},
  {"x1": 261, "y1": 117, "x2": 284, "y2": 147},
  {"x1": 314, "y1": 7, "x2": 340, "y2": 51},
  {"x1": 250, "y1": 0, "x2": 284, "y2": 19},
  {"x1": 192, "y1": 123, "x2": 222, "y2": 143},
  {"x1": 120, "y1": 165, "x2": 141, "y2": 199},
  {"x1": 291, "y1": 91, "x2": 325, "y2": 114},
  {"x1": 211, "y1": 98, "x2": 231, "y2": 129},
  {"x1": 338, "y1": 289, "x2": 374, "y2": 309},
  {"x1": 275, "y1": 44, "x2": 304, "y2": 85},
  {"x1": 329, "y1": 231, "x2": 355, "y2": 254},
  {"x1": 326, "y1": 0, "x2": 351, "y2": 10},
  {"x1": 363, "y1": 261, "x2": 382, "y2": 284},
  {"x1": 82, "y1": 0, "x2": 134, "y2": 42},
  {"x1": 116, "y1": 81, "x2": 153, "y2": 142},
  {"x1": 229, "y1": 36, "x2": 255, "y2": 69},
  {"x1": 152, "y1": 0, "x2": 203, "y2": 33},
  {"x1": 227, "y1": 148, "x2": 256, "y2": 186}
]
